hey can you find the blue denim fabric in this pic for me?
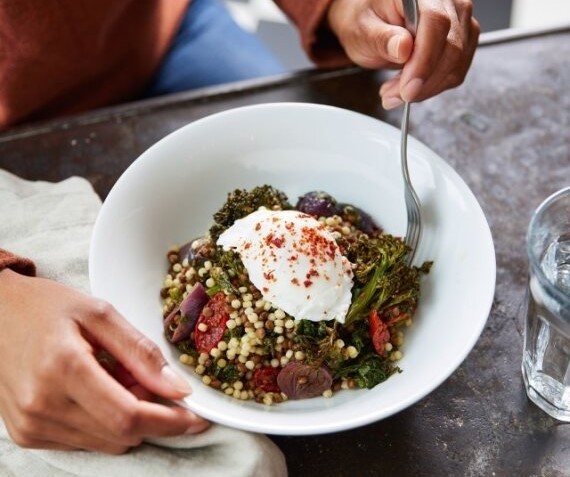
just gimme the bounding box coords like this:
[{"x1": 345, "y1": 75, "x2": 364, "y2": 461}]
[{"x1": 146, "y1": 0, "x2": 286, "y2": 95}]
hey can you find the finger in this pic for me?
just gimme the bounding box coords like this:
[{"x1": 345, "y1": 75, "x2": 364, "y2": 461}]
[
  {"x1": 128, "y1": 383, "x2": 156, "y2": 401},
  {"x1": 383, "y1": 0, "x2": 477, "y2": 106},
  {"x1": 328, "y1": 0, "x2": 413, "y2": 68},
  {"x1": 453, "y1": 0, "x2": 474, "y2": 30},
  {"x1": 408, "y1": 15, "x2": 479, "y2": 101},
  {"x1": 379, "y1": 74, "x2": 404, "y2": 109},
  {"x1": 399, "y1": 0, "x2": 452, "y2": 102},
  {"x1": 369, "y1": 24, "x2": 413, "y2": 66},
  {"x1": 469, "y1": 16, "x2": 481, "y2": 50},
  {"x1": 66, "y1": 354, "x2": 208, "y2": 439},
  {"x1": 4, "y1": 351, "x2": 145, "y2": 449},
  {"x1": 97, "y1": 351, "x2": 155, "y2": 400},
  {"x1": 11, "y1": 436, "x2": 76, "y2": 451},
  {"x1": 104, "y1": 360, "x2": 198, "y2": 422},
  {"x1": 349, "y1": 21, "x2": 413, "y2": 68},
  {"x1": 53, "y1": 400, "x2": 144, "y2": 446},
  {"x1": 32, "y1": 422, "x2": 130, "y2": 454},
  {"x1": 2, "y1": 418, "x2": 73, "y2": 451},
  {"x1": 51, "y1": 424, "x2": 130, "y2": 454},
  {"x1": 78, "y1": 300, "x2": 192, "y2": 399},
  {"x1": 3, "y1": 406, "x2": 129, "y2": 453}
]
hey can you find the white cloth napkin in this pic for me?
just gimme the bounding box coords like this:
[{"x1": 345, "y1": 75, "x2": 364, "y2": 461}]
[{"x1": 0, "y1": 169, "x2": 287, "y2": 477}]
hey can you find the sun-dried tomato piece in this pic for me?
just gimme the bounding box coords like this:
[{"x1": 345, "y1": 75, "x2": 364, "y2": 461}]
[
  {"x1": 369, "y1": 310, "x2": 391, "y2": 356},
  {"x1": 194, "y1": 292, "x2": 229, "y2": 354},
  {"x1": 252, "y1": 367, "x2": 281, "y2": 393}
]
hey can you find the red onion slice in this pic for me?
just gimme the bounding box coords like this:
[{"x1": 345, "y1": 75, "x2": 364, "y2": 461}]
[
  {"x1": 277, "y1": 362, "x2": 333, "y2": 400},
  {"x1": 165, "y1": 283, "x2": 209, "y2": 343}
]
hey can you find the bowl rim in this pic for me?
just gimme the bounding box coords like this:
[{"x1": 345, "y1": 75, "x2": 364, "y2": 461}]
[{"x1": 89, "y1": 102, "x2": 496, "y2": 435}]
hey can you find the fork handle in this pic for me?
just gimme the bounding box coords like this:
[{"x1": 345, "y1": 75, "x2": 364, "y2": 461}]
[
  {"x1": 403, "y1": 0, "x2": 419, "y2": 36},
  {"x1": 400, "y1": 102, "x2": 412, "y2": 183}
]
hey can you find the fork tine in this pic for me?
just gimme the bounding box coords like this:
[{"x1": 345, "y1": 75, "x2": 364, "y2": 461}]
[{"x1": 403, "y1": 189, "x2": 422, "y2": 266}]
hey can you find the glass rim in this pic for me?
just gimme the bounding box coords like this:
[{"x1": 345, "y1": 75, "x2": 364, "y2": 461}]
[{"x1": 527, "y1": 186, "x2": 570, "y2": 306}]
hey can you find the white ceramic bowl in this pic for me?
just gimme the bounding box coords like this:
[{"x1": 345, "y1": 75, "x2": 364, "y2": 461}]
[{"x1": 89, "y1": 103, "x2": 495, "y2": 435}]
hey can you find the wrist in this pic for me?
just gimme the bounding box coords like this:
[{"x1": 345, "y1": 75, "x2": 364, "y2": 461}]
[{"x1": 304, "y1": 0, "x2": 352, "y2": 69}]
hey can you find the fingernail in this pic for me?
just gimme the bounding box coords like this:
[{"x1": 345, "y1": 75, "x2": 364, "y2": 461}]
[
  {"x1": 184, "y1": 419, "x2": 210, "y2": 434},
  {"x1": 162, "y1": 366, "x2": 192, "y2": 394},
  {"x1": 382, "y1": 96, "x2": 404, "y2": 110},
  {"x1": 401, "y1": 78, "x2": 424, "y2": 102},
  {"x1": 387, "y1": 35, "x2": 402, "y2": 61}
]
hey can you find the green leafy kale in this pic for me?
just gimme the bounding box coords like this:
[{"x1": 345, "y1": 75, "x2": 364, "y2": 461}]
[
  {"x1": 213, "y1": 363, "x2": 240, "y2": 383},
  {"x1": 335, "y1": 354, "x2": 399, "y2": 389},
  {"x1": 176, "y1": 340, "x2": 198, "y2": 356},
  {"x1": 295, "y1": 319, "x2": 331, "y2": 341},
  {"x1": 168, "y1": 287, "x2": 183, "y2": 302},
  {"x1": 339, "y1": 319, "x2": 373, "y2": 354},
  {"x1": 207, "y1": 249, "x2": 243, "y2": 296},
  {"x1": 209, "y1": 185, "x2": 292, "y2": 241},
  {"x1": 293, "y1": 319, "x2": 336, "y2": 364},
  {"x1": 224, "y1": 325, "x2": 245, "y2": 341},
  {"x1": 344, "y1": 234, "x2": 431, "y2": 325}
]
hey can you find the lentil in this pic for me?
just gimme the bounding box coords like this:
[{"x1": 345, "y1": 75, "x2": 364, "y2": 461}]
[{"x1": 160, "y1": 187, "x2": 426, "y2": 405}]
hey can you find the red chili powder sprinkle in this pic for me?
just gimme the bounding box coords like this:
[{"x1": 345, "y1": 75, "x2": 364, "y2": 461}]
[
  {"x1": 295, "y1": 226, "x2": 338, "y2": 263},
  {"x1": 271, "y1": 236, "x2": 284, "y2": 248},
  {"x1": 307, "y1": 268, "x2": 319, "y2": 278}
]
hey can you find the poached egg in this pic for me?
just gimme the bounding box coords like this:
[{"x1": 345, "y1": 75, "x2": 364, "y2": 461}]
[{"x1": 217, "y1": 209, "x2": 354, "y2": 323}]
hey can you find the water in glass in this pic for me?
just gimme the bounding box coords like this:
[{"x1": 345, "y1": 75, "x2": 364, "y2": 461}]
[{"x1": 523, "y1": 235, "x2": 570, "y2": 421}]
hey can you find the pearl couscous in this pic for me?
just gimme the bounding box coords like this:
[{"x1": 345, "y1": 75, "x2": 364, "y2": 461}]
[{"x1": 161, "y1": 187, "x2": 430, "y2": 404}]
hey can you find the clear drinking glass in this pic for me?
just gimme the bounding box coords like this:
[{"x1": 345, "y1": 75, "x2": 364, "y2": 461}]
[{"x1": 521, "y1": 186, "x2": 570, "y2": 421}]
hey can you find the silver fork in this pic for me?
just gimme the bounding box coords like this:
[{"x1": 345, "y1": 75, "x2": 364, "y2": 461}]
[{"x1": 401, "y1": 0, "x2": 422, "y2": 266}]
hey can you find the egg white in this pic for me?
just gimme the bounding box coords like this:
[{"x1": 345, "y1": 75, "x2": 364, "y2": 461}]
[{"x1": 217, "y1": 209, "x2": 354, "y2": 323}]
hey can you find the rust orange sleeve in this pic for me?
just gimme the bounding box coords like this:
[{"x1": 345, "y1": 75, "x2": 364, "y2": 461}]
[
  {"x1": 0, "y1": 0, "x2": 189, "y2": 129},
  {"x1": 0, "y1": 248, "x2": 36, "y2": 276}
]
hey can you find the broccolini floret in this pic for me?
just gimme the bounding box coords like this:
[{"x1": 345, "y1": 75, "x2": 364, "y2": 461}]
[
  {"x1": 209, "y1": 185, "x2": 292, "y2": 241},
  {"x1": 344, "y1": 234, "x2": 431, "y2": 325}
]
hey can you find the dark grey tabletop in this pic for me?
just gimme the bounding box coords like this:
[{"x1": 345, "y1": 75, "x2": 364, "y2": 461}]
[{"x1": 1, "y1": 26, "x2": 569, "y2": 477}]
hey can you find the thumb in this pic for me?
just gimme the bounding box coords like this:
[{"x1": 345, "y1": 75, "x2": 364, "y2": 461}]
[
  {"x1": 81, "y1": 301, "x2": 192, "y2": 400},
  {"x1": 376, "y1": 26, "x2": 413, "y2": 65},
  {"x1": 328, "y1": 1, "x2": 412, "y2": 67},
  {"x1": 345, "y1": 22, "x2": 413, "y2": 69}
]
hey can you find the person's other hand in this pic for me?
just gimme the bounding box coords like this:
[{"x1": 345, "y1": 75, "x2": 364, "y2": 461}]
[
  {"x1": 327, "y1": 0, "x2": 480, "y2": 109},
  {"x1": 0, "y1": 269, "x2": 209, "y2": 454}
]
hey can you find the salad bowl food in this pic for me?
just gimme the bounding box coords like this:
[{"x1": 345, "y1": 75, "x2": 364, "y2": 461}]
[{"x1": 89, "y1": 103, "x2": 495, "y2": 435}]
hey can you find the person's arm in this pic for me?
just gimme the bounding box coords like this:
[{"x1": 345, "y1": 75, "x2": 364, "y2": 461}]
[
  {"x1": 276, "y1": 0, "x2": 479, "y2": 109},
  {"x1": 0, "y1": 258, "x2": 209, "y2": 453},
  {"x1": 273, "y1": 0, "x2": 352, "y2": 68},
  {"x1": 0, "y1": 0, "x2": 189, "y2": 129}
]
